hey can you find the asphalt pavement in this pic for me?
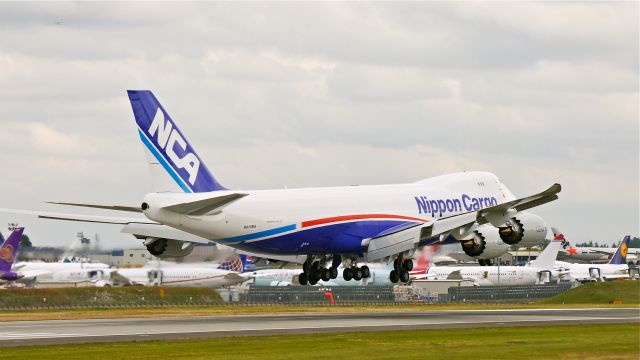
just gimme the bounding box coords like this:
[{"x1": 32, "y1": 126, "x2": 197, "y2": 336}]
[{"x1": 0, "y1": 308, "x2": 637, "y2": 346}]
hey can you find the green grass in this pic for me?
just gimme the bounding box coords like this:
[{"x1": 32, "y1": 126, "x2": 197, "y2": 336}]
[
  {"x1": 541, "y1": 280, "x2": 640, "y2": 304},
  {"x1": 0, "y1": 286, "x2": 222, "y2": 307},
  {"x1": 2, "y1": 324, "x2": 638, "y2": 359}
]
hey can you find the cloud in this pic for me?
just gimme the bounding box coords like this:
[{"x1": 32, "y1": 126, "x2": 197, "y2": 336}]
[{"x1": 0, "y1": 2, "x2": 636, "y2": 247}]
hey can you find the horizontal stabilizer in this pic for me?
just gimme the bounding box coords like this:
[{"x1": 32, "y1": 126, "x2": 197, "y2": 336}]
[
  {"x1": 163, "y1": 193, "x2": 248, "y2": 216},
  {"x1": 46, "y1": 202, "x2": 142, "y2": 213},
  {"x1": 0, "y1": 208, "x2": 154, "y2": 225}
]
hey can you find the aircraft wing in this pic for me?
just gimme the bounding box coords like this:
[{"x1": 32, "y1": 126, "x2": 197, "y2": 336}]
[
  {"x1": 17, "y1": 270, "x2": 50, "y2": 281},
  {"x1": 364, "y1": 183, "x2": 561, "y2": 261},
  {"x1": 110, "y1": 271, "x2": 134, "y2": 285},
  {"x1": 446, "y1": 270, "x2": 463, "y2": 280},
  {"x1": 224, "y1": 272, "x2": 252, "y2": 284}
]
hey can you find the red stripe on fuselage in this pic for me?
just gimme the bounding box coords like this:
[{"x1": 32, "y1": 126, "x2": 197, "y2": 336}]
[{"x1": 301, "y1": 214, "x2": 428, "y2": 228}]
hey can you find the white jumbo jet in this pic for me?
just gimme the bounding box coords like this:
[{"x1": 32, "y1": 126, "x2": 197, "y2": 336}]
[
  {"x1": 2, "y1": 91, "x2": 562, "y2": 287},
  {"x1": 412, "y1": 228, "x2": 566, "y2": 286}
]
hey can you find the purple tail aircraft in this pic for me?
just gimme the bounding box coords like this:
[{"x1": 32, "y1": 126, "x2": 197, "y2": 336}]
[
  {"x1": 0, "y1": 228, "x2": 49, "y2": 283},
  {"x1": 0, "y1": 227, "x2": 24, "y2": 282}
]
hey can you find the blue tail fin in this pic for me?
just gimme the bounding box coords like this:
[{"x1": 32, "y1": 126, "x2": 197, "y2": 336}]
[
  {"x1": 608, "y1": 236, "x2": 630, "y2": 265},
  {"x1": 0, "y1": 228, "x2": 23, "y2": 272},
  {"x1": 127, "y1": 90, "x2": 226, "y2": 193}
]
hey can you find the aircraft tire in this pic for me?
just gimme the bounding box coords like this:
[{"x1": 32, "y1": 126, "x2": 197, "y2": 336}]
[
  {"x1": 321, "y1": 268, "x2": 331, "y2": 282},
  {"x1": 402, "y1": 259, "x2": 413, "y2": 271},
  {"x1": 343, "y1": 267, "x2": 353, "y2": 281},
  {"x1": 330, "y1": 267, "x2": 338, "y2": 279},
  {"x1": 486, "y1": 259, "x2": 493, "y2": 266},
  {"x1": 399, "y1": 270, "x2": 410, "y2": 283},
  {"x1": 478, "y1": 259, "x2": 486, "y2": 266},
  {"x1": 308, "y1": 277, "x2": 318, "y2": 285},
  {"x1": 390, "y1": 270, "x2": 399, "y2": 283},
  {"x1": 353, "y1": 268, "x2": 363, "y2": 281},
  {"x1": 299, "y1": 272, "x2": 308, "y2": 285},
  {"x1": 311, "y1": 261, "x2": 321, "y2": 273},
  {"x1": 393, "y1": 258, "x2": 401, "y2": 271},
  {"x1": 361, "y1": 265, "x2": 370, "y2": 278}
]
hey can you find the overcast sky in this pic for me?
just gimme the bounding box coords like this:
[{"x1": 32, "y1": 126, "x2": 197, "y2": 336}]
[{"x1": 0, "y1": 2, "x2": 637, "y2": 250}]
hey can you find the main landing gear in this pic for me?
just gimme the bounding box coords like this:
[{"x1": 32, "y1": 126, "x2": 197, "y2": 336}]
[
  {"x1": 478, "y1": 259, "x2": 494, "y2": 266},
  {"x1": 390, "y1": 257, "x2": 412, "y2": 284},
  {"x1": 298, "y1": 259, "x2": 339, "y2": 285},
  {"x1": 342, "y1": 265, "x2": 370, "y2": 282}
]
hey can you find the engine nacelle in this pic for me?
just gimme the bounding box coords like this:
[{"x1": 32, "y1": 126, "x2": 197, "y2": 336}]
[
  {"x1": 461, "y1": 224, "x2": 509, "y2": 259},
  {"x1": 144, "y1": 238, "x2": 196, "y2": 258},
  {"x1": 498, "y1": 212, "x2": 547, "y2": 247}
]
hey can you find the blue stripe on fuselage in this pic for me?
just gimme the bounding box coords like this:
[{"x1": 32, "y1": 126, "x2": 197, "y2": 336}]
[
  {"x1": 138, "y1": 128, "x2": 192, "y2": 193},
  {"x1": 225, "y1": 220, "x2": 419, "y2": 256},
  {"x1": 216, "y1": 224, "x2": 297, "y2": 244}
]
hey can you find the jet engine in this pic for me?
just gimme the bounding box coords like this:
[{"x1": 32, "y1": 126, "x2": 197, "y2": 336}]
[
  {"x1": 144, "y1": 238, "x2": 196, "y2": 258},
  {"x1": 460, "y1": 224, "x2": 509, "y2": 258},
  {"x1": 497, "y1": 212, "x2": 547, "y2": 246}
]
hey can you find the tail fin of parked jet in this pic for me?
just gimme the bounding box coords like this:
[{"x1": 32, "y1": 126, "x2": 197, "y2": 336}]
[
  {"x1": 0, "y1": 231, "x2": 5, "y2": 244},
  {"x1": 127, "y1": 90, "x2": 226, "y2": 193},
  {"x1": 608, "y1": 236, "x2": 630, "y2": 265},
  {"x1": 531, "y1": 227, "x2": 564, "y2": 270},
  {"x1": 217, "y1": 253, "x2": 247, "y2": 273},
  {"x1": 0, "y1": 228, "x2": 23, "y2": 272}
]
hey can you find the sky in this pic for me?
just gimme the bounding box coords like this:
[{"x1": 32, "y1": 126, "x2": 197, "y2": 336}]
[{"x1": 0, "y1": 2, "x2": 637, "y2": 250}]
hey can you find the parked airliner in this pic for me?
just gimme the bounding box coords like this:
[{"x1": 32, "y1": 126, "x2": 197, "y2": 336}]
[
  {"x1": 413, "y1": 228, "x2": 566, "y2": 285},
  {"x1": 110, "y1": 254, "x2": 250, "y2": 288},
  {"x1": 554, "y1": 235, "x2": 631, "y2": 282},
  {"x1": 0, "y1": 228, "x2": 49, "y2": 283}
]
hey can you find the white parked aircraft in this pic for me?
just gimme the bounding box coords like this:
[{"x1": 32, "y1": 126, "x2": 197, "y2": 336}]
[
  {"x1": 110, "y1": 254, "x2": 250, "y2": 288},
  {"x1": 13, "y1": 260, "x2": 111, "y2": 285},
  {"x1": 554, "y1": 236, "x2": 631, "y2": 282},
  {"x1": 557, "y1": 235, "x2": 638, "y2": 263},
  {"x1": 413, "y1": 228, "x2": 566, "y2": 286},
  {"x1": 4, "y1": 91, "x2": 562, "y2": 287}
]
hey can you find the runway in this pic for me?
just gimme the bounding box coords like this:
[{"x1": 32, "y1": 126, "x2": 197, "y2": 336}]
[{"x1": 0, "y1": 308, "x2": 637, "y2": 346}]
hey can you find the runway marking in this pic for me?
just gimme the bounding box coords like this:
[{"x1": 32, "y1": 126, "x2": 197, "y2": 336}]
[
  {"x1": 0, "y1": 316, "x2": 636, "y2": 341},
  {"x1": 0, "y1": 333, "x2": 84, "y2": 340}
]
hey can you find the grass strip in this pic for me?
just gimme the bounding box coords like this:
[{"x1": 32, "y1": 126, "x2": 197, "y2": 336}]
[{"x1": 2, "y1": 324, "x2": 638, "y2": 359}]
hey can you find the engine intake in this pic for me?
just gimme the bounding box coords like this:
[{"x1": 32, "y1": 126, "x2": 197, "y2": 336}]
[
  {"x1": 461, "y1": 225, "x2": 509, "y2": 258},
  {"x1": 144, "y1": 238, "x2": 195, "y2": 258},
  {"x1": 498, "y1": 212, "x2": 547, "y2": 247}
]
